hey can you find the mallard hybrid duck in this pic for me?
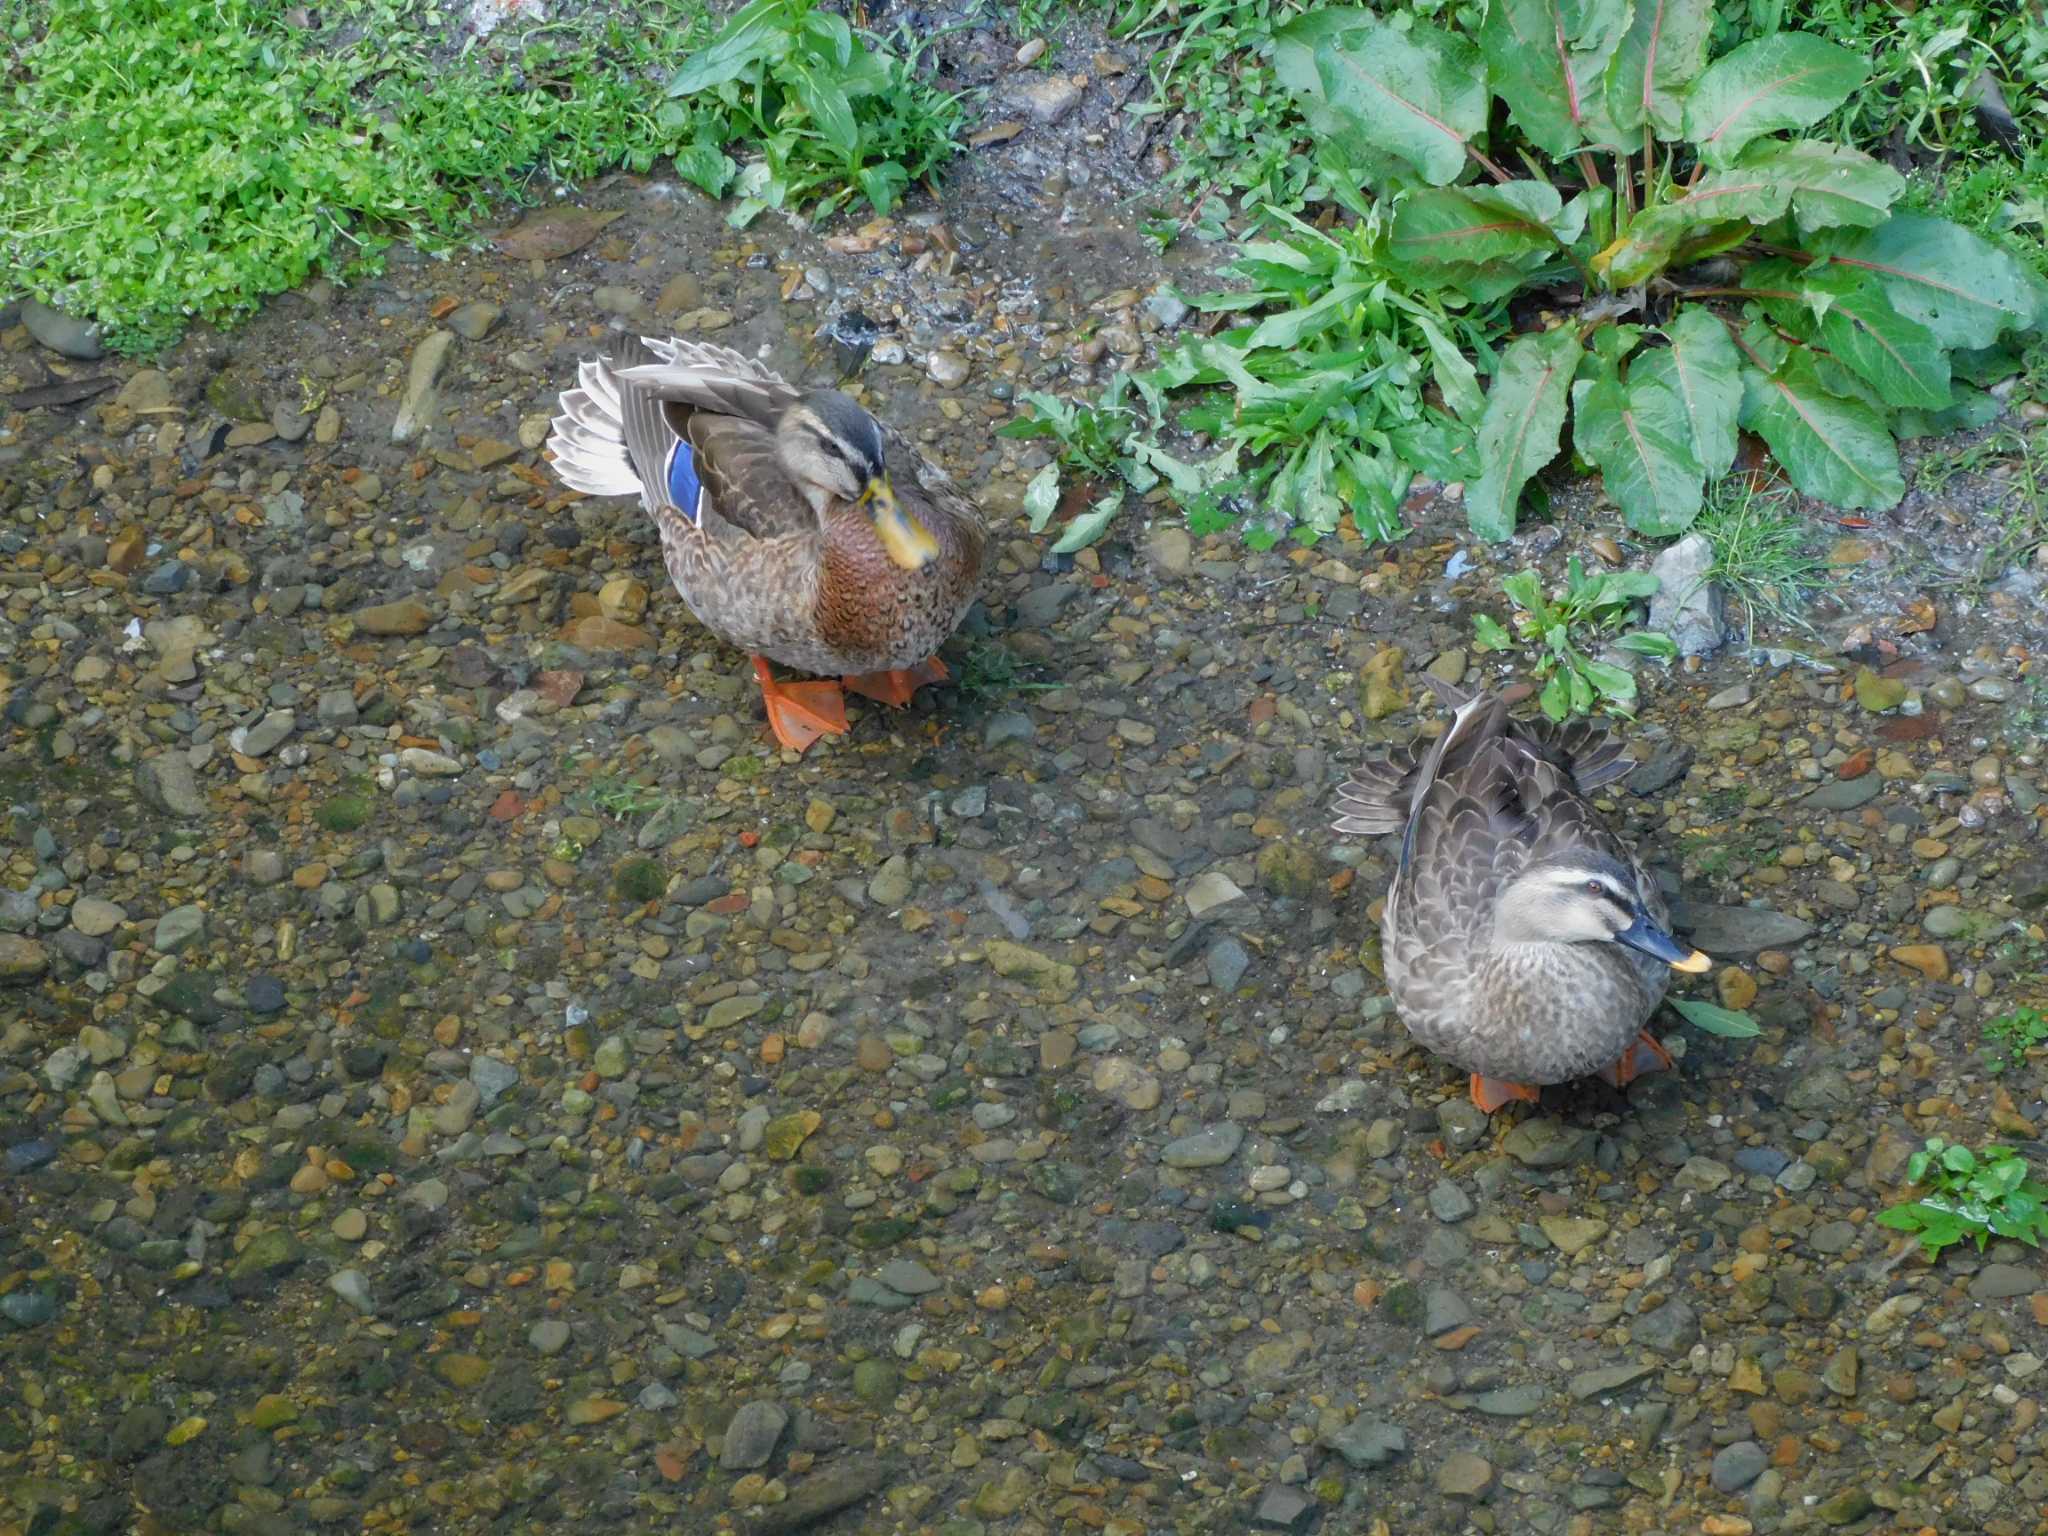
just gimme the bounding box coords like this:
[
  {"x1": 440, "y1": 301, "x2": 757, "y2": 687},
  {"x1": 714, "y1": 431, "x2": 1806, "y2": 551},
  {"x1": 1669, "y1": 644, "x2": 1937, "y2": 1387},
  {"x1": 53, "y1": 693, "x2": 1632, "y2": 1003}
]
[
  {"x1": 1333, "y1": 677, "x2": 1711, "y2": 1113},
  {"x1": 546, "y1": 336, "x2": 985, "y2": 752}
]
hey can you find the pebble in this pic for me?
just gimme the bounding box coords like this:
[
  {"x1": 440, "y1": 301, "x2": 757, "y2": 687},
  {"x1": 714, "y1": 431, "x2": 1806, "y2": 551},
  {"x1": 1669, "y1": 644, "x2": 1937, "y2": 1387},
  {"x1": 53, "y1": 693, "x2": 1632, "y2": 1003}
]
[{"x1": 1161, "y1": 1123, "x2": 1243, "y2": 1168}]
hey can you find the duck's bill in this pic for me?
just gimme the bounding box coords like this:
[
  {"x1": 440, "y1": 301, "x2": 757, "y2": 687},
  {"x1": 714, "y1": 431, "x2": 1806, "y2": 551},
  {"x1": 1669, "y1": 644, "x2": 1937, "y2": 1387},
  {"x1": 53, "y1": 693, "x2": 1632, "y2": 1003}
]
[
  {"x1": 1616, "y1": 912, "x2": 1713, "y2": 973},
  {"x1": 863, "y1": 479, "x2": 938, "y2": 571}
]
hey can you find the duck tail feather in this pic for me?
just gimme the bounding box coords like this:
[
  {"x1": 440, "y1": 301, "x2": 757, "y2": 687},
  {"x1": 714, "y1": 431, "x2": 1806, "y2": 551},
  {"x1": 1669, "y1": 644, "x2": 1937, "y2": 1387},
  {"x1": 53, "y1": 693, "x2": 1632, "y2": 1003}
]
[
  {"x1": 616, "y1": 336, "x2": 802, "y2": 425},
  {"x1": 1530, "y1": 716, "x2": 1636, "y2": 792},
  {"x1": 546, "y1": 354, "x2": 644, "y2": 500},
  {"x1": 1396, "y1": 687, "x2": 1497, "y2": 877}
]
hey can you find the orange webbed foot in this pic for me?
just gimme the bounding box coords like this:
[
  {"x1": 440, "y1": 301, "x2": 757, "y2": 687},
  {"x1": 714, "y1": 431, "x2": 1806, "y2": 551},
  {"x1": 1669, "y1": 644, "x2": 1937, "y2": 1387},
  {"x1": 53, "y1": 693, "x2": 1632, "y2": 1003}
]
[
  {"x1": 843, "y1": 655, "x2": 950, "y2": 709},
  {"x1": 1470, "y1": 1074, "x2": 1541, "y2": 1113},
  {"x1": 752, "y1": 657, "x2": 848, "y2": 754},
  {"x1": 1596, "y1": 1030, "x2": 1674, "y2": 1090}
]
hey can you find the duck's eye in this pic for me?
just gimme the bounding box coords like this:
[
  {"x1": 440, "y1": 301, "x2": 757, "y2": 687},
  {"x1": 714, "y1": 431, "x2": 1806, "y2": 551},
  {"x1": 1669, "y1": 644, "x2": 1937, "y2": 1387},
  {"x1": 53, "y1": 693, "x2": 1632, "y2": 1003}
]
[{"x1": 1584, "y1": 880, "x2": 1606, "y2": 897}]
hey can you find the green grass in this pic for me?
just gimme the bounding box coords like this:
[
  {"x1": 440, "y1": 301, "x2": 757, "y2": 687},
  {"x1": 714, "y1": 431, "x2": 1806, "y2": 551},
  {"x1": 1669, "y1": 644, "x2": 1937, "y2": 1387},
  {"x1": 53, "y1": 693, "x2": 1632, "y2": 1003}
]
[
  {"x1": 0, "y1": 0, "x2": 964, "y2": 354},
  {"x1": 1692, "y1": 481, "x2": 1832, "y2": 644}
]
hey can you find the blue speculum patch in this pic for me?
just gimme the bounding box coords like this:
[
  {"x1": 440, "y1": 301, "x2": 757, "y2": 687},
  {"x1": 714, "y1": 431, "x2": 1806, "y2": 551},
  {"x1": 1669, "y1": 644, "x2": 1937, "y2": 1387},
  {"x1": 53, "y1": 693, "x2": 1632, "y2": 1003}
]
[{"x1": 665, "y1": 440, "x2": 705, "y2": 525}]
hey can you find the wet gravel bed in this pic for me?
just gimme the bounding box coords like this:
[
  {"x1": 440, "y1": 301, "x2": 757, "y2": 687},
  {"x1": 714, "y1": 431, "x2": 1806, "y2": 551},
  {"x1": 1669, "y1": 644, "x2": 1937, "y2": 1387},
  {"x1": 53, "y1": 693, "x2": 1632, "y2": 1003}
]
[{"x1": 4, "y1": 132, "x2": 2048, "y2": 1536}]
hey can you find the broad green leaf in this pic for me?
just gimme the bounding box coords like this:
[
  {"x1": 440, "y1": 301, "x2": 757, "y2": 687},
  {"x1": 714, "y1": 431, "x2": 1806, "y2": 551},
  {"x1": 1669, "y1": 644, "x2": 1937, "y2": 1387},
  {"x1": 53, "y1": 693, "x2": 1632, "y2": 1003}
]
[
  {"x1": 790, "y1": 65, "x2": 860, "y2": 157},
  {"x1": 1576, "y1": 657, "x2": 1638, "y2": 704},
  {"x1": 1501, "y1": 568, "x2": 1546, "y2": 613},
  {"x1": 667, "y1": 0, "x2": 789, "y2": 95},
  {"x1": 1271, "y1": 10, "x2": 1413, "y2": 195},
  {"x1": 1616, "y1": 630, "x2": 1679, "y2": 659},
  {"x1": 1276, "y1": 10, "x2": 1488, "y2": 185},
  {"x1": 1813, "y1": 213, "x2": 2044, "y2": 350},
  {"x1": 1021, "y1": 464, "x2": 1060, "y2": 533},
  {"x1": 1572, "y1": 367, "x2": 1706, "y2": 535},
  {"x1": 1473, "y1": 613, "x2": 1514, "y2": 650},
  {"x1": 1244, "y1": 280, "x2": 1373, "y2": 350},
  {"x1": 1895, "y1": 386, "x2": 2001, "y2": 440},
  {"x1": 1739, "y1": 353, "x2": 1905, "y2": 511},
  {"x1": 1634, "y1": 308, "x2": 1741, "y2": 479},
  {"x1": 1736, "y1": 140, "x2": 1903, "y2": 233},
  {"x1": 1413, "y1": 313, "x2": 1486, "y2": 424},
  {"x1": 1802, "y1": 265, "x2": 1951, "y2": 410},
  {"x1": 1538, "y1": 671, "x2": 1572, "y2": 719},
  {"x1": 1604, "y1": 0, "x2": 1715, "y2": 139},
  {"x1": 1480, "y1": 0, "x2": 1634, "y2": 156},
  {"x1": 1468, "y1": 327, "x2": 1583, "y2": 541},
  {"x1": 1684, "y1": 34, "x2": 1868, "y2": 169},
  {"x1": 1390, "y1": 181, "x2": 1576, "y2": 274},
  {"x1": 1050, "y1": 492, "x2": 1122, "y2": 555},
  {"x1": 1669, "y1": 998, "x2": 1762, "y2": 1036}
]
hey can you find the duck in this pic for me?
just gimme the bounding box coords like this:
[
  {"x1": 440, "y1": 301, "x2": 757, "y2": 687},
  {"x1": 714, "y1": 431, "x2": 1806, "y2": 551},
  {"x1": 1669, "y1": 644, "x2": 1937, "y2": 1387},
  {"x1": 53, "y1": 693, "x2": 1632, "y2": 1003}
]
[
  {"x1": 545, "y1": 335, "x2": 985, "y2": 752},
  {"x1": 1332, "y1": 676, "x2": 1711, "y2": 1113}
]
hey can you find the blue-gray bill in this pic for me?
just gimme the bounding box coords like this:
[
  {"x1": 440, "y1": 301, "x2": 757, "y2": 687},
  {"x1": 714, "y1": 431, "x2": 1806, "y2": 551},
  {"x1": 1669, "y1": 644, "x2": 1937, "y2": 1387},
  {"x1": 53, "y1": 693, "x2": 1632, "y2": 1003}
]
[{"x1": 1615, "y1": 912, "x2": 1712, "y2": 973}]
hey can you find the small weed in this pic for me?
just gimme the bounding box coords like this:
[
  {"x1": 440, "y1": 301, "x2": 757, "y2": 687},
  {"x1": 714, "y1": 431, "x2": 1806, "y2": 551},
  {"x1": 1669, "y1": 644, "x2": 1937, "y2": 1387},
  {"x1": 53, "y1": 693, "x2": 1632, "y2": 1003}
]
[
  {"x1": 1471, "y1": 559, "x2": 1677, "y2": 719},
  {"x1": 663, "y1": 0, "x2": 966, "y2": 227},
  {"x1": 1693, "y1": 482, "x2": 1832, "y2": 644},
  {"x1": 612, "y1": 857, "x2": 669, "y2": 903},
  {"x1": 1984, "y1": 1007, "x2": 2048, "y2": 1075},
  {"x1": 956, "y1": 642, "x2": 1060, "y2": 697},
  {"x1": 578, "y1": 776, "x2": 676, "y2": 821},
  {"x1": 1877, "y1": 1138, "x2": 2048, "y2": 1260},
  {"x1": 315, "y1": 792, "x2": 376, "y2": 834}
]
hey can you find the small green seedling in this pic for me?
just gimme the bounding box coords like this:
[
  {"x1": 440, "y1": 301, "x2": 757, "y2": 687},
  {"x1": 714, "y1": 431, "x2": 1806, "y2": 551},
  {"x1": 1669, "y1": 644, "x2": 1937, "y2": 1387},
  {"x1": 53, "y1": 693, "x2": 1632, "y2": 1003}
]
[
  {"x1": 1876, "y1": 1138, "x2": 2048, "y2": 1260},
  {"x1": 1471, "y1": 558, "x2": 1677, "y2": 719},
  {"x1": 1983, "y1": 1007, "x2": 2048, "y2": 1075}
]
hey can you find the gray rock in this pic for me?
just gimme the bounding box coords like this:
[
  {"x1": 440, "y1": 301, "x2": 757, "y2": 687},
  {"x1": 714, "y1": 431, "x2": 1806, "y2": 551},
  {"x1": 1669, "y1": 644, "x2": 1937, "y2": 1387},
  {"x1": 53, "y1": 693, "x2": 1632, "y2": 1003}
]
[
  {"x1": 1808, "y1": 776, "x2": 1882, "y2": 811},
  {"x1": 1428, "y1": 1179, "x2": 1475, "y2": 1222},
  {"x1": 1970, "y1": 1263, "x2": 2039, "y2": 1300},
  {"x1": 137, "y1": 754, "x2": 210, "y2": 819},
  {"x1": 271, "y1": 400, "x2": 313, "y2": 442},
  {"x1": 877, "y1": 1259, "x2": 941, "y2": 1296},
  {"x1": 1711, "y1": 1441, "x2": 1769, "y2": 1493},
  {"x1": 1161, "y1": 1122, "x2": 1244, "y2": 1168},
  {"x1": 153, "y1": 904, "x2": 206, "y2": 954},
  {"x1": 984, "y1": 711, "x2": 1035, "y2": 748},
  {"x1": 529, "y1": 1318, "x2": 572, "y2": 1355},
  {"x1": 1014, "y1": 582, "x2": 1079, "y2": 628},
  {"x1": 470, "y1": 1054, "x2": 520, "y2": 1104},
  {"x1": 1204, "y1": 935, "x2": 1249, "y2": 991},
  {"x1": 1424, "y1": 1286, "x2": 1475, "y2": 1336},
  {"x1": 1569, "y1": 1362, "x2": 1655, "y2": 1401},
  {"x1": 392, "y1": 330, "x2": 454, "y2": 443},
  {"x1": 22, "y1": 297, "x2": 104, "y2": 359},
  {"x1": 447, "y1": 301, "x2": 502, "y2": 341},
  {"x1": 1323, "y1": 1416, "x2": 1406, "y2": 1468},
  {"x1": 1500, "y1": 1118, "x2": 1589, "y2": 1169},
  {"x1": 235, "y1": 709, "x2": 295, "y2": 758},
  {"x1": 1631, "y1": 1299, "x2": 1699, "y2": 1354},
  {"x1": 719, "y1": 1400, "x2": 789, "y2": 1470},
  {"x1": 1011, "y1": 72, "x2": 1085, "y2": 124},
  {"x1": 1647, "y1": 532, "x2": 1726, "y2": 656},
  {"x1": 1252, "y1": 1483, "x2": 1314, "y2": 1531},
  {"x1": 316, "y1": 687, "x2": 360, "y2": 727},
  {"x1": 1668, "y1": 901, "x2": 1814, "y2": 955},
  {"x1": 1472, "y1": 1384, "x2": 1547, "y2": 1416},
  {"x1": 328, "y1": 1269, "x2": 376, "y2": 1314}
]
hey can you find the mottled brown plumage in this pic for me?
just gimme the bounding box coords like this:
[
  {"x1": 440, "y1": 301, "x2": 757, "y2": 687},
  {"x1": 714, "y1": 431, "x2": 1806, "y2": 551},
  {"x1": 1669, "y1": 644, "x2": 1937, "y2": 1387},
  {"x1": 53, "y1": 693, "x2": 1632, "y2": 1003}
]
[
  {"x1": 545, "y1": 335, "x2": 985, "y2": 748},
  {"x1": 1333, "y1": 677, "x2": 1708, "y2": 1110}
]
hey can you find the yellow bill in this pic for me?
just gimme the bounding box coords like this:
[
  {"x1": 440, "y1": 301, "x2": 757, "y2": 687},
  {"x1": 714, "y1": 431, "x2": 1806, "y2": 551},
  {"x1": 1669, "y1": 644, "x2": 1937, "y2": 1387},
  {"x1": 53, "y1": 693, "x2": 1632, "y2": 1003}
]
[{"x1": 863, "y1": 478, "x2": 938, "y2": 570}]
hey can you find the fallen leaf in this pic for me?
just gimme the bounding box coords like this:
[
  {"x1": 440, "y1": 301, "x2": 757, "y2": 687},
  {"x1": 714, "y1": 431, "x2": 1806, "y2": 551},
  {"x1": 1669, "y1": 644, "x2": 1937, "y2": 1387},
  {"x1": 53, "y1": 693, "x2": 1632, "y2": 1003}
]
[
  {"x1": 968, "y1": 120, "x2": 1026, "y2": 147},
  {"x1": 494, "y1": 208, "x2": 625, "y2": 261},
  {"x1": 1900, "y1": 595, "x2": 1936, "y2": 635}
]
